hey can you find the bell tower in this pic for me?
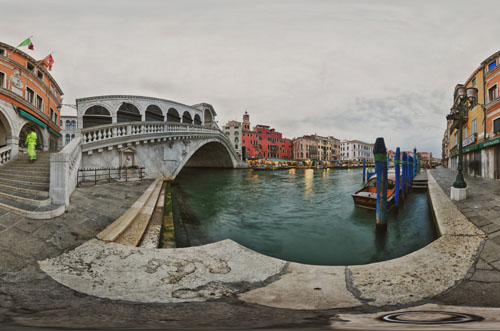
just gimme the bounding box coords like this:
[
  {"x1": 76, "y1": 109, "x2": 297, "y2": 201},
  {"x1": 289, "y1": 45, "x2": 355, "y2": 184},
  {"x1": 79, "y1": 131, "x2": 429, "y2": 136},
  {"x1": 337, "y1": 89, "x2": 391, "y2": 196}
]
[{"x1": 243, "y1": 111, "x2": 250, "y2": 131}]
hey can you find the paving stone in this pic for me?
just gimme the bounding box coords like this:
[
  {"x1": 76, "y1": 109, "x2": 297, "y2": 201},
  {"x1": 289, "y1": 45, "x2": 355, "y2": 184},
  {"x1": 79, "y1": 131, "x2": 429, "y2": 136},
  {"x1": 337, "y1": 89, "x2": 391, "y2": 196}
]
[
  {"x1": 31, "y1": 220, "x2": 63, "y2": 240},
  {"x1": 0, "y1": 224, "x2": 6, "y2": 232},
  {"x1": 476, "y1": 258, "x2": 494, "y2": 270},
  {"x1": 0, "y1": 213, "x2": 19, "y2": 228},
  {"x1": 471, "y1": 269, "x2": 500, "y2": 283},
  {"x1": 482, "y1": 223, "x2": 500, "y2": 235},
  {"x1": 13, "y1": 219, "x2": 45, "y2": 234},
  {"x1": 493, "y1": 236, "x2": 500, "y2": 247},
  {"x1": 481, "y1": 241, "x2": 500, "y2": 263},
  {"x1": 0, "y1": 251, "x2": 27, "y2": 273},
  {"x1": 0, "y1": 227, "x2": 30, "y2": 250},
  {"x1": 491, "y1": 260, "x2": 500, "y2": 271},
  {"x1": 468, "y1": 215, "x2": 491, "y2": 227}
]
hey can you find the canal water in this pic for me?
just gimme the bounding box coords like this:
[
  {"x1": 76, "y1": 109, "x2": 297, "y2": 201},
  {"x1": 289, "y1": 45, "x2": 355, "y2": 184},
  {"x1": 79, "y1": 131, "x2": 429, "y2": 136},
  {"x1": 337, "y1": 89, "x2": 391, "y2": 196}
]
[{"x1": 171, "y1": 167, "x2": 438, "y2": 266}]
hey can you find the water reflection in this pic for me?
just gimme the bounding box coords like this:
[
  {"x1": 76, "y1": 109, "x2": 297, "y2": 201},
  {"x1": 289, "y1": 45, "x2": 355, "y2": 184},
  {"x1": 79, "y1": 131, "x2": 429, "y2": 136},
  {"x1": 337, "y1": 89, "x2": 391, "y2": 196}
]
[{"x1": 304, "y1": 168, "x2": 314, "y2": 196}]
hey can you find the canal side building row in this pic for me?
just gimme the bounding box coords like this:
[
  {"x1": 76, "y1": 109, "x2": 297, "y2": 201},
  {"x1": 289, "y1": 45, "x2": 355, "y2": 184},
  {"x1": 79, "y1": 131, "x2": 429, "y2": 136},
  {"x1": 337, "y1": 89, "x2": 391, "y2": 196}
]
[{"x1": 443, "y1": 50, "x2": 500, "y2": 179}]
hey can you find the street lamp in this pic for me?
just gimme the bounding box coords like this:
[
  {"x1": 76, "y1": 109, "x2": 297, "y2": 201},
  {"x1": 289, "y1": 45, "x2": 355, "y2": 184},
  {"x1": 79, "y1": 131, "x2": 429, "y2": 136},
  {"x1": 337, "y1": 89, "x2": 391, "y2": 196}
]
[{"x1": 446, "y1": 84, "x2": 478, "y2": 199}]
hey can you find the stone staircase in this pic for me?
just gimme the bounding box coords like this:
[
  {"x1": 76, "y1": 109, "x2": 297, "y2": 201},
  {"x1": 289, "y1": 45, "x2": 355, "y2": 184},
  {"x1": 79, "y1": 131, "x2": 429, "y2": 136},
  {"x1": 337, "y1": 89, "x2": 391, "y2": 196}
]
[
  {"x1": 0, "y1": 151, "x2": 65, "y2": 219},
  {"x1": 97, "y1": 179, "x2": 168, "y2": 248},
  {"x1": 412, "y1": 171, "x2": 428, "y2": 190}
]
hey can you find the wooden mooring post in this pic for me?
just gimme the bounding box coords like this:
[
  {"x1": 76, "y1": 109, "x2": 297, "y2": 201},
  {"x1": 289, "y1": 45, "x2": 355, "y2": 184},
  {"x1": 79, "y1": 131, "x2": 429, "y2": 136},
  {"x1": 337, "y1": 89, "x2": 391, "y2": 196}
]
[
  {"x1": 413, "y1": 148, "x2": 417, "y2": 178},
  {"x1": 374, "y1": 138, "x2": 388, "y2": 228},
  {"x1": 402, "y1": 152, "x2": 407, "y2": 195}
]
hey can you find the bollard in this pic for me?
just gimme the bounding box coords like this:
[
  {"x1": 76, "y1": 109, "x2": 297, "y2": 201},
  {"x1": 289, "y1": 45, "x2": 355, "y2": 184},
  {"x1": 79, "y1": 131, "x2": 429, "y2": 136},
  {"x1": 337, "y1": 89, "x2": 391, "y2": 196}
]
[
  {"x1": 374, "y1": 137, "x2": 388, "y2": 228},
  {"x1": 395, "y1": 147, "x2": 400, "y2": 208},
  {"x1": 402, "y1": 152, "x2": 407, "y2": 195},
  {"x1": 363, "y1": 158, "x2": 366, "y2": 182}
]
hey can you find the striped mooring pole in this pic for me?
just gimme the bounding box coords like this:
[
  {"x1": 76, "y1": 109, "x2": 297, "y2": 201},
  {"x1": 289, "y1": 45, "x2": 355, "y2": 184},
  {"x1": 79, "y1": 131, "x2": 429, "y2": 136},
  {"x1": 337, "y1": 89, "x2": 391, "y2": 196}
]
[
  {"x1": 374, "y1": 137, "x2": 388, "y2": 228},
  {"x1": 395, "y1": 147, "x2": 400, "y2": 207},
  {"x1": 363, "y1": 158, "x2": 366, "y2": 182},
  {"x1": 413, "y1": 148, "x2": 417, "y2": 178},
  {"x1": 402, "y1": 152, "x2": 407, "y2": 195}
]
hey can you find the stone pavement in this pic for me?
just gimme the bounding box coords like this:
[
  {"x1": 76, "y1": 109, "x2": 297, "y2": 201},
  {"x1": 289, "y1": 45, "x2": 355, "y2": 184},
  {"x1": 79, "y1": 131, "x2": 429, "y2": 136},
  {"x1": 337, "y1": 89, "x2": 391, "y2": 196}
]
[
  {"x1": 431, "y1": 167, "x2": 500, "y2": 306},
  {"x1": 1, "y1": 169, "x2": 500, "y2": 330}
]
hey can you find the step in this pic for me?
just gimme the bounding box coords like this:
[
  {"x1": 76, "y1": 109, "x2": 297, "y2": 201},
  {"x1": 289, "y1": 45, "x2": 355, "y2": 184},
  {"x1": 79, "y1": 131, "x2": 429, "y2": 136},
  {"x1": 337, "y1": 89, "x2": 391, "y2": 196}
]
[
  {"x1": 4, "y1": 164, "x2": 50, "y2": 170},
  {"x1": 0, "y1": 177, "x2": 49, "y2": 188},
  {"x1": 0, "y1": 188, "x2": 51, "y2": 207},
  {"x1": 115, "y1": 180, "x2": 164, "y2": 246},
  {"x1": 0, "y1": 182, "x2": 49, "y2": 197},
  {"x1": 139, "y1": 181, "x2": 167, "y2": 249},
  {"x1": 97, "y1": 179, "x2": 161, "y2": 242},
  {"x1": 0, "y1": 196, "x2": 65, "y2": 220},
  {"x1": 0, "y1": 168, "x2": 50, "y2": 176},
  {"x1": 0, "y1": 173, "x2": 49, "y2": 182}
]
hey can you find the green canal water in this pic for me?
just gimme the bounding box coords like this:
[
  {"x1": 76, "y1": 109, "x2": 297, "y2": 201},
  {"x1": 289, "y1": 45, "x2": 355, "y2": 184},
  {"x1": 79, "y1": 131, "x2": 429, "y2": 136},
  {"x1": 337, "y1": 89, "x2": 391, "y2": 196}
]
[{"x1": 171, "y1": 167, "x2": 438, "y2": 266}]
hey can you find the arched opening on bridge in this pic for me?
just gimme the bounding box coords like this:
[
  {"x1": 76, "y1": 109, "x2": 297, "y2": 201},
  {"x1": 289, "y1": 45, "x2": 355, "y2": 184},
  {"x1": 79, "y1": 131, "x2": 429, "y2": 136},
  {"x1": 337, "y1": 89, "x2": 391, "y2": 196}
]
[
  {"x1": 145, "y1": 105, "x2": 164, "y2": 122},
  {"x1": 117, "y1": 103, "x2": 141, "y2": 123},
  {"x1": 204, "y1": 108, "x2": 213, "y2": 127},
  {"x1": 0, "y1": 109, "x2": 12, "y2": 148},
  {"x1": 167, "y1": 108, "x2": 181, "y2": 122},
  {"x1": 194, "y1": 114, "x2": 202, "y2": 125},
  {"x1": 19, "y1": 123, "x2": 43, "y2": 150},
  {"x1": 182, "y1": 111, "x2": 193, "y2": 124},
  {"x1": 182, "y1": 141, "x2": 234, "y2": 171},
  {"x1": 82, "y1": 106, "x2": 112, "y2": 128}
]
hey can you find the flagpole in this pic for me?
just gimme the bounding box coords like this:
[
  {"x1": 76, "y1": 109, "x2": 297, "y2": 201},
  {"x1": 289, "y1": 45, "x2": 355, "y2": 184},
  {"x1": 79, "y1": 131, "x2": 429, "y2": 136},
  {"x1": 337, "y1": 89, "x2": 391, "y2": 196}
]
[{"x1": 7, "y1": 35, "x2": 34, "y2": 58}]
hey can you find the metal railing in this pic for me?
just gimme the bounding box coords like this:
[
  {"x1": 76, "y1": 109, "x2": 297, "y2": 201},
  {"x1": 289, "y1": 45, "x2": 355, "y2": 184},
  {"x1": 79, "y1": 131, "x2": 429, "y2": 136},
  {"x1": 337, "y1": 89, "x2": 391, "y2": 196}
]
[{"x1": 77, "y1": 166, "x2": 145, "y2": 186}]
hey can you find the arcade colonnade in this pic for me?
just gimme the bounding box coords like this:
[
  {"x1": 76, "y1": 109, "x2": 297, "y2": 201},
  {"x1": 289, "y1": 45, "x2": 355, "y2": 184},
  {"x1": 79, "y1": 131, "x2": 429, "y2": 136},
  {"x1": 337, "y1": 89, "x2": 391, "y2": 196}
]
[{"x1": 76, "y1": 95, "x2": 217, "y2": 129}]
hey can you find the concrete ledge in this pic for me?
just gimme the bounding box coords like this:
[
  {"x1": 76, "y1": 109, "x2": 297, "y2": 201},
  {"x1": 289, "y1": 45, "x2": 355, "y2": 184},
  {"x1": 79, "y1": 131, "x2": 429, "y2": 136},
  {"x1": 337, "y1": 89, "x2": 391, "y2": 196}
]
[
  {"x1": 38, "y1": 170, "x2": 486, "y2": 309},
  {"x1": 0, "y1": 201, "x2": 65, "y2": 220}
]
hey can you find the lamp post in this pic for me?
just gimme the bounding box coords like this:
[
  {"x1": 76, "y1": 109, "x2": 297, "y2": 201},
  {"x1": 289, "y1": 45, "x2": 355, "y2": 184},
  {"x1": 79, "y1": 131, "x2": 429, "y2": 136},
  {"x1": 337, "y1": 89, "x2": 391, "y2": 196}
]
[{"x1": 446, "y1": 84, "x2": 478, "y2": 200}]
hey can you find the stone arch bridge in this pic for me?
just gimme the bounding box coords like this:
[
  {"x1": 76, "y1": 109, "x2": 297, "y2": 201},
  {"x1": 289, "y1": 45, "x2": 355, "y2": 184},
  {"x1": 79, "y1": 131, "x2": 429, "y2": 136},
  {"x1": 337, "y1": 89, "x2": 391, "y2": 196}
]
[{"x1": 50, "y1": 95, "x2": 242, "y2": 206}]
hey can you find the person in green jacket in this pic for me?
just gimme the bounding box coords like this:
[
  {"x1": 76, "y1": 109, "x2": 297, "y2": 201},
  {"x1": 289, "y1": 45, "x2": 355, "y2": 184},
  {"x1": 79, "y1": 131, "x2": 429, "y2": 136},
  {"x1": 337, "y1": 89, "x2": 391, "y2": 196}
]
[{"x1": 25, "y1": 128, "x2": 37, "y2": 162}]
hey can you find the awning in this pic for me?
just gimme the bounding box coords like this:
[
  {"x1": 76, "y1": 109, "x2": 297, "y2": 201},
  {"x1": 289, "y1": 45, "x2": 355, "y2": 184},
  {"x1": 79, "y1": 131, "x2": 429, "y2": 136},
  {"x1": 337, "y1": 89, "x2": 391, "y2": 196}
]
[
  {"x1": 18, "y1": 108, "x2": 47, "y2": 129},
  {"x1": 49, "y1": 127, "x2": 61, "y2": 138},
  {"x1": 479, "y1": 136, "x2": 500, "y2": 149},
  {"x1": 265, "y1": 158, "x2": 294, "y2": 162}
]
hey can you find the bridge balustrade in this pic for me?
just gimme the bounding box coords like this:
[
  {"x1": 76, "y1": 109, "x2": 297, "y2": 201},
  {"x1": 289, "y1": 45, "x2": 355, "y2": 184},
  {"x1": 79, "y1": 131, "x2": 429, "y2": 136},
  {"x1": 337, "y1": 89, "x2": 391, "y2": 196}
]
[
  {"x1": 0, "y1": 146, "x2": 12, "y2": 166},
  {"x1": 81, "y1": 122, "x2": 221, "y2": 144}
]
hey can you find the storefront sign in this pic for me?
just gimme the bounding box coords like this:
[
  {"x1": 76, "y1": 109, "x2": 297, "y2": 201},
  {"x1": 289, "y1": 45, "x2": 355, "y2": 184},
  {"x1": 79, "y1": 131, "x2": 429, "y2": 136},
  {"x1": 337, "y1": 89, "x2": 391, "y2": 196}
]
[
  {"x1": 463, "y1": 135, "x2": 475, "y2": 147},
  {"x1": 480, "y1": 136, "x2": 500, "y2": 148}
]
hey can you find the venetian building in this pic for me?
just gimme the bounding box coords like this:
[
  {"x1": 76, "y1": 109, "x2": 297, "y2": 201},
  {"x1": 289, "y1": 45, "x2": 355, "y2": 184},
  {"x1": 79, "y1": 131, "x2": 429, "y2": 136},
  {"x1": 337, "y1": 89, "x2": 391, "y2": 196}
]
[
  {"x1": 223, "y1": 120, "x2": 242, "y2": 160},
  {"x1": 0, "y1": 41, "x2": 63, "y2": 161}
]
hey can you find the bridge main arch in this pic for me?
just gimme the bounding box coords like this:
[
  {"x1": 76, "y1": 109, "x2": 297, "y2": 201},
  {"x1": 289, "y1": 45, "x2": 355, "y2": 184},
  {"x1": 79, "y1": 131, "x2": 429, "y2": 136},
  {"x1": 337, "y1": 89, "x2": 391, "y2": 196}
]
[{"x1": 172, "y1": 138, "x2": 239, "y2": 178}]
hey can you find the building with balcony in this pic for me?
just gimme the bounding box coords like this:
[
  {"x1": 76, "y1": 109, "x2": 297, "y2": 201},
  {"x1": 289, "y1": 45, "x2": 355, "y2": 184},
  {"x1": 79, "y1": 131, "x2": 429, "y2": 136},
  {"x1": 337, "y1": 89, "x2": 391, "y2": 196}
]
[
  {"x1": 293, "y1": 135, "x2": 318, "y2": 163},
  {"x1": 241, "y1": 112, "x2": 292, "y2": 160},
  {"x1": 222, "y1": 120, "x2": 242, "y2": 159},
  {"x1": 340, "y1": 140, "x2": 374, "y2": 162},
  {"x1": 446, "y1": 51, "x2": 500, "y2": 179},
  {"x1": 60, "y1": 106, "x2": 79, "y2": 147},
  {"x1": 0, "y1": 41, "x2": 63, "y2": 160}
]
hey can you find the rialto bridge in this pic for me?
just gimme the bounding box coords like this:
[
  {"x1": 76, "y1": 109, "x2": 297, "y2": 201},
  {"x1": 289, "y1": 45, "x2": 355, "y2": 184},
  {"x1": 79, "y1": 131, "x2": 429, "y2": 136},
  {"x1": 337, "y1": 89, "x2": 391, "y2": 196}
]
[{"x1": 0, "y1": 95, "x2": 242, "y2": 214}]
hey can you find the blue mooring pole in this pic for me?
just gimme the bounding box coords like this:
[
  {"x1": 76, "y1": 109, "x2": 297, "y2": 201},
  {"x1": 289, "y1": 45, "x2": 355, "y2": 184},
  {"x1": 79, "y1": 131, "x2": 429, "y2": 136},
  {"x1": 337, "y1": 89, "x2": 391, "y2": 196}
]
[
  {"x1": 395, "y1": 147, "x2": 400, "y2": 208},
  {"x1": 363, "y1": 158, "x2": 366, "y2": 182},
  {"x1": 413, "y1": 148, "x2": 417, "y2": 178},
  {"x1": 408, "y1": 156, "x2": 413, "y2": 186},
  {"x1": 402, "y1": 152, "x2": 407, "y2": 195},
  {"x1": 374, "y1": 137, "x2": 388, "y2": 228}
]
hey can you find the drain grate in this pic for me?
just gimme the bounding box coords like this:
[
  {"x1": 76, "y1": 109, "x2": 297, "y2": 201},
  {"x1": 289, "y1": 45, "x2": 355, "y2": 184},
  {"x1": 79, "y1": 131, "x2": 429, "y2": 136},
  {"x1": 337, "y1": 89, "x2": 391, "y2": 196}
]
[{"x1": 379, "y1": 311, "x2": 484, "y2": 324}]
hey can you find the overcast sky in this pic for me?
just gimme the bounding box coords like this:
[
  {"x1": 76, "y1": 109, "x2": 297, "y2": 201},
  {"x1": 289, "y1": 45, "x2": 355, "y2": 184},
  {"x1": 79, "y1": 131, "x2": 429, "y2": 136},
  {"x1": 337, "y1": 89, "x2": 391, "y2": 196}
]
[{"x1": 2, "y1": 0, "x2": 499, "y2": 155}]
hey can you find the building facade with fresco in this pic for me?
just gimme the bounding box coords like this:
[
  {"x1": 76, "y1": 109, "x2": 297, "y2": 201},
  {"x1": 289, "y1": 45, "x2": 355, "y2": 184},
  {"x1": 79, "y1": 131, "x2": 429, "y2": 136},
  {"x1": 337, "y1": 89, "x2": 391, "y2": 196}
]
[
  {"x1": 445, "y1": 50, "x2": 500, "y2": 179},
  {"x1": 0, "y1": 41, "x2": 63, "y2": 162}
]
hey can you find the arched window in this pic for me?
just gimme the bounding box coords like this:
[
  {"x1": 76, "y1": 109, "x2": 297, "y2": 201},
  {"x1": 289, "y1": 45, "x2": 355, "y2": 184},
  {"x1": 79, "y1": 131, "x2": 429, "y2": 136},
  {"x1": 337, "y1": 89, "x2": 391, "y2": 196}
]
[
  {"x1": 225, "y1": 132, "x2": 230, "y2": 136},
  {"x1": 166, "y1": 108, "x2": 180, "y2": 122},
  {"x1": 71, "y1": 134, "x2": 75, "y2": 141},
  {"x1": 234, "y1": 131, "x2": 239, "y2": 136},
  {"x1": 204, "y1": 108, "x2": 213, "y2": 127},
  {"x1": 82, "y1": 105, "x2": 112, "y2": 128},
  {"x1": 182, "y1": 111, "x2": 193, "y2": 124},
  {"x1": 117, "y1": 103, "x2": 141, "y2": 123},
  {"x1": 65, "y1": 134, "x2": 70, "y2": 145},
  {"x1": 65, "y1": 120, "x2": 70, "y2": 130},
  {"x1": 71, "y1": 120, "x2": 76, "y2": 129},
  {"x1": 235, "y1": 137, "x2": 239, "y2": 143},
  {"x1": 194, "y1": 114, "x2": 202, "y2": 125},
  {"x1": 145, "y1": 105, "x2": 164, "y2": 122}
]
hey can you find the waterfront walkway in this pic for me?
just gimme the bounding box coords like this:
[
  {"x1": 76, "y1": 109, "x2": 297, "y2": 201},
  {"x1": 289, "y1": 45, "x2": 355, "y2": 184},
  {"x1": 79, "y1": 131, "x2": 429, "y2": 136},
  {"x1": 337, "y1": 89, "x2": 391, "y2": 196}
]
[
  {"x1": 430, "y1": 167, "x2": 500, "y2": 306},
  {"x1": 1, "y1": 168, "x2": 500, "y2": 329}
]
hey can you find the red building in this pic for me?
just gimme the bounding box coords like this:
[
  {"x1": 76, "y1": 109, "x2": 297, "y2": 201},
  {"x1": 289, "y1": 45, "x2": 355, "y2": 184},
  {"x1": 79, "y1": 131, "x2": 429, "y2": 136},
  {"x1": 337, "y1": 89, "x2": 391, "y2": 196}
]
[{"x1": 241, "y1": 112, "x2": 292, "y2": 160}]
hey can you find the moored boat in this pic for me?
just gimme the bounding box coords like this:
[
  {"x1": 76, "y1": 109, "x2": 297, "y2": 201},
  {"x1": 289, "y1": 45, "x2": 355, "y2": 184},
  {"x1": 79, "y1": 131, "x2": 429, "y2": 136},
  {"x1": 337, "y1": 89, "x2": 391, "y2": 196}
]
[{"x1": 351, "y1": 173, "x2": 396, "y2": 210}]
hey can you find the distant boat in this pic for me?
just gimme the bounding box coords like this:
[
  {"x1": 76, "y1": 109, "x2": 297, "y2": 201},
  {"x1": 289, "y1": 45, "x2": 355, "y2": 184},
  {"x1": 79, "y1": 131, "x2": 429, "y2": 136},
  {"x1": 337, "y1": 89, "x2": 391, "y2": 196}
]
[{"x1": 351, "y1": 173, "x2": 396, "y2": 210}]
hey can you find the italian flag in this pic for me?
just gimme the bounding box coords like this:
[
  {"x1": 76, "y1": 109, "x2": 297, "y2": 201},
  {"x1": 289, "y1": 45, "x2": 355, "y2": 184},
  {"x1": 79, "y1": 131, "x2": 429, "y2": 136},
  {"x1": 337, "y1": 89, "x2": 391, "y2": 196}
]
[{"x1": 18, "y1": 37, "x2": 34, "y2": 50}]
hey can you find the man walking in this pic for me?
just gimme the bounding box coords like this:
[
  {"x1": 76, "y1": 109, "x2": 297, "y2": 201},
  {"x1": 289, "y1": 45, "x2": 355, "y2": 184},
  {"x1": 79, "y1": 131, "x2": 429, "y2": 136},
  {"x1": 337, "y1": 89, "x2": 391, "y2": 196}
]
[{"x1": 25, "y1": 128, "x2": 37, "y2": 163}]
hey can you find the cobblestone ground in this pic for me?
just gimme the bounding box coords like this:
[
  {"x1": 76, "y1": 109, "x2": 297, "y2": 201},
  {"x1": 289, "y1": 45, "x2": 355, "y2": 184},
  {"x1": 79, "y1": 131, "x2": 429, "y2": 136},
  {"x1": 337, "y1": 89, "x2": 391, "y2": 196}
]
[
  {"x1": 431, "y1": 167, "x2": 500, "y2": 306},
  {"x1": 0, "y1": 180, "x2": 340, "y2": 330}
]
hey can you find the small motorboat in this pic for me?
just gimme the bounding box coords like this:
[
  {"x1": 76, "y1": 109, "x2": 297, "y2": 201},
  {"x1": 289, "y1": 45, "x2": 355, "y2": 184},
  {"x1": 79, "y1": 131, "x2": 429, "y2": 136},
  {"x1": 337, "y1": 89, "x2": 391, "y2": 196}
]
[{"x1": 352, "y1": 173, "x2": 396, "y2": 210}]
